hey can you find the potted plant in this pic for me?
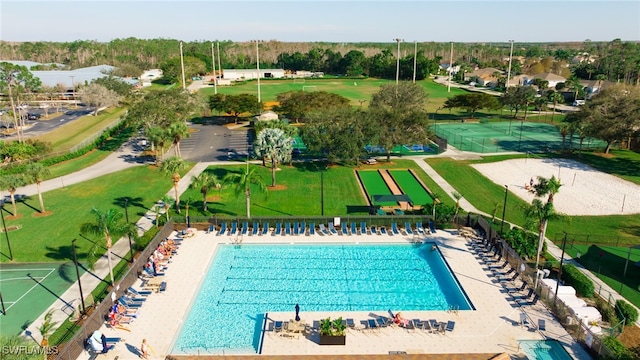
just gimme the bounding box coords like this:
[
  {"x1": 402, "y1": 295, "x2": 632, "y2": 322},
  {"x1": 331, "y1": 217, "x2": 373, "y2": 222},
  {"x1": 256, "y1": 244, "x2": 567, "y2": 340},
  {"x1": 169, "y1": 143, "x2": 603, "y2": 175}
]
[{"x1": 319, "y1": 317, "x2": 346, "y2": 345}]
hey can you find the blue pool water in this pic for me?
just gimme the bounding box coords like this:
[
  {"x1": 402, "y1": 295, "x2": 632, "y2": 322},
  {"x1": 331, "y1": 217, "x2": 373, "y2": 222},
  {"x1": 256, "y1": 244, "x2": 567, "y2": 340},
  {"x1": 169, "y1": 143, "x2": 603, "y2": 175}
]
[
  {"x1": 172, "y1": 243, "x2": 472, "y2": 354},
  {"x1": 519, "y1": 340, "x2": 574, "y2": 360}
]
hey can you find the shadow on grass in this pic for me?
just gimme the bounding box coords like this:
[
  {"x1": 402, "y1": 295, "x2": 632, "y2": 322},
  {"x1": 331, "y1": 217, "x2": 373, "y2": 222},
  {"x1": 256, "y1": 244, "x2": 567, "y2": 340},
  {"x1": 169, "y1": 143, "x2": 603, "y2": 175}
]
[
  {"x1": 191, "y1": 116, "x2": 237, "y2": 125},
  {"x1": 565, "y1": 150, "x2": 640, "y2": 181},
  {"x1": 576, "y1": 245, "x2": 640, "y2": 304},
  {"x1": 345, "y1": 205, "x2": 371, "y2": 214}
]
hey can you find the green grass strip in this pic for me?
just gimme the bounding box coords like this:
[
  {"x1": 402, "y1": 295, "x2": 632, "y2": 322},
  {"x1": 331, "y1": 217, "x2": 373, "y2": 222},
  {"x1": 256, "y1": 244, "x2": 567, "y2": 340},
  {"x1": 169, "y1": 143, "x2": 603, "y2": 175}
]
[
  {"x1": 389, "y1": 170, "x2": 433, "y2": 206},
  {"x1": 356, "y1": 170, "x2": 396, "y2": 206}
]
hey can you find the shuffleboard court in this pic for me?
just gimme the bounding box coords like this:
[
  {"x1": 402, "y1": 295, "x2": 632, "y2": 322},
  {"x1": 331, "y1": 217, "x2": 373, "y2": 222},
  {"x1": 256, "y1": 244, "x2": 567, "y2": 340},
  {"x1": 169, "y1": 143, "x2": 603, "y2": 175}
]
[
  {"x1": 0, "y1": 262, "x2": 83, "y2": 336},
  {"x1": 389, "y1": 170, "x2": 434, "y2": 206},
  {"x1": 356, "y1": 171, "x2": 396, "y2": 206}
]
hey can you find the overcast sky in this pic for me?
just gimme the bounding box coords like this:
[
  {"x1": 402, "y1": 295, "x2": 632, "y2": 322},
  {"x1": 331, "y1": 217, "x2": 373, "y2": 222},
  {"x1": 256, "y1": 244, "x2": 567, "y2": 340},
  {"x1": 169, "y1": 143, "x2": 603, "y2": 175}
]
[{"x1": 2, "y1": 0, "x2": 639, "y2": 43}]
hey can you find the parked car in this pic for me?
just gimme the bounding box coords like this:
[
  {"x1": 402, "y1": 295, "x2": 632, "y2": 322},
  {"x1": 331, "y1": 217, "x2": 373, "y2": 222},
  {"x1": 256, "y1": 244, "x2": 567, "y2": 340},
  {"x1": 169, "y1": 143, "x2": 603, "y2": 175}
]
[
  {"x1": 572, "y1": 100, "x2": 586, "y2": 106},
  {"x1": 16, "y1": 104, "x2": 28, "y2": 110},
  {"x1": 27, "y1": 113, "x2": 42, "y2": 120}
]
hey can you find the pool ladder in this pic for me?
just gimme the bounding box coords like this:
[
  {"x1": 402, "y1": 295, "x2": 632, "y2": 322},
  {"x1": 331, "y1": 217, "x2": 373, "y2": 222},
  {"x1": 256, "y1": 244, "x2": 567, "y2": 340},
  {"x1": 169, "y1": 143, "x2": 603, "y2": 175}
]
[{"x1": 447, "y1": 305, "x2": 459, "y2": 315}]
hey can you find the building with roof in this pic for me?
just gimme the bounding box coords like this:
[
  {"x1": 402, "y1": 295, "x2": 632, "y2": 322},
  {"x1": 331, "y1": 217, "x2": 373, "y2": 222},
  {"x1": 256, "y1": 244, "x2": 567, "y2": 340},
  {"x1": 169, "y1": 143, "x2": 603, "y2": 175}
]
[
  {"x1": 222, "y1": 69, "x2": 285, "y2": 81},
  {"x1": 533, "y1": 73, "x2": 567, "y2": 88}
]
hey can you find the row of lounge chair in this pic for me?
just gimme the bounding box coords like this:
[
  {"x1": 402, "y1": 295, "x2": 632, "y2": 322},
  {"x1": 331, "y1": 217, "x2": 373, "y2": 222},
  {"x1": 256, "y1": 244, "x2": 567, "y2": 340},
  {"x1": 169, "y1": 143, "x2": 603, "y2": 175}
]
[{"x1": 207, "y1": 221, "x2": 437, "y2": 237}]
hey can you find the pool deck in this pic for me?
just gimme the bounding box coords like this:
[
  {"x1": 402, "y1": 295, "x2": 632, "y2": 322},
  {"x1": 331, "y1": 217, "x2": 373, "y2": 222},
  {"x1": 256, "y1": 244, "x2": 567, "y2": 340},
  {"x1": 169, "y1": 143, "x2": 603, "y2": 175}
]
[{"x1": 85, "y1": 229, "x2": 592, "y2": 360}]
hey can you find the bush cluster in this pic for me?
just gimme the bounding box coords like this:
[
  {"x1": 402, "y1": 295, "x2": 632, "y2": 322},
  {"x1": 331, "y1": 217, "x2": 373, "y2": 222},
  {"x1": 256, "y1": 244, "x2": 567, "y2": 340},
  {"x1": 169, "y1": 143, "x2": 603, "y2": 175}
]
[
  {"x1": 561, "y1": 264, "x2": 594, "y2": 298},
  {"x1": 595, "y1": 297, "x2": 619, "y2": 324},
  {"x1": 602, "y1": 336, "x2": 635, "y2": 360},
  {"x1": 503, "y1": 227, "x2": 542, "y2": 259},
  {"x1": 615, "y1": 299, "x2": 639, "y2": 325}
]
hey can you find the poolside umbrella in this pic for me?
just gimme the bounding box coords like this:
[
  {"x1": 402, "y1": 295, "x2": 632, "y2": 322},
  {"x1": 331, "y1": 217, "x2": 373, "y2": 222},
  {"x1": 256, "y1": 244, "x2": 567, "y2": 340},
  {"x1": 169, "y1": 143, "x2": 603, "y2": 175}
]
[{"x1": 295, "y1": 303, "x2": 300, "y2": 321}]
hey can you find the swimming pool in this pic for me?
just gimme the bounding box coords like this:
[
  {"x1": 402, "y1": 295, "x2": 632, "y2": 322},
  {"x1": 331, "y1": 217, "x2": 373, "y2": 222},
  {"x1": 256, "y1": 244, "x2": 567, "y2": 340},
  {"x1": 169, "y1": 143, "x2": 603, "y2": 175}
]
[
  {"x1": 519, "y1": 340, "x2": 574, "y2": 360},
  {"x1": 172, "y1": 243, "x2": 473, "y2": 354}
]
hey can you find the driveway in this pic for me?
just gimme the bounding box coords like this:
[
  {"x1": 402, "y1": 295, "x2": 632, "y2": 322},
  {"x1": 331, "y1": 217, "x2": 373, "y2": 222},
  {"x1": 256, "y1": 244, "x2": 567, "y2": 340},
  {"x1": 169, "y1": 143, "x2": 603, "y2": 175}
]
[{"x1": 180, "y1": 123, "x2": 253, "y2": 162}]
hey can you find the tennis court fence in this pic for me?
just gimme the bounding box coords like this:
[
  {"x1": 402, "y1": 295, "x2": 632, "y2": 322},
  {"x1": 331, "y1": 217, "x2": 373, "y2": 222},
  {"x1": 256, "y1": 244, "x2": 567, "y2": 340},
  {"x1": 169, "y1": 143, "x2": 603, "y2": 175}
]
[{"x1": 53, "y1": 220, "x2": 174, "y2": 360}]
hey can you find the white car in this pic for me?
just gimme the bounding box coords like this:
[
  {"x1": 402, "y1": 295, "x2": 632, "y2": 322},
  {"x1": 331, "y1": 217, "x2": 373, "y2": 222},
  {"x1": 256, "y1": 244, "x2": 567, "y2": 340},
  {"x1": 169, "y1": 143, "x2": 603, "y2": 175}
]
[
  {"x1": 572, "y1": 100, "x2": 585, "y2": 106},
  {"x1": 16, "y1": 104, "x2": 28, "y2": 110}
]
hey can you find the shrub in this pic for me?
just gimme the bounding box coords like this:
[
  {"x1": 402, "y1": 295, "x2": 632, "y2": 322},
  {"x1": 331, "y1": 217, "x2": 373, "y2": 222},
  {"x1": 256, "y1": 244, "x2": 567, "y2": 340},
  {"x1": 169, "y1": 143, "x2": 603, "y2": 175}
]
[
  {"x1": 595, "y1": 297, "x2": 619, "y2": 324},
  {"x1": 504, "y1": 227, "x2": 541, "y2": 259},
  {"x1": 615, "y1": 299, "x2": 639, "y2": 325},
  {"x1": 602, "y1": 336, "x2": 635, "y2": 360},
  {"x1": 561, "y1": 264, "x2": 594, "y2": 298}
]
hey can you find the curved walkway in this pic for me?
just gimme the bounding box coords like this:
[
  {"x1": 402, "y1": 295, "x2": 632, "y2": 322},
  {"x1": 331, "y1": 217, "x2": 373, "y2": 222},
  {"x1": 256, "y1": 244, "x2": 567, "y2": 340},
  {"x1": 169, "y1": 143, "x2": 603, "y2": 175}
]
[{"x1": 15, "y1": 142, "x2": 640, "y2": 345}]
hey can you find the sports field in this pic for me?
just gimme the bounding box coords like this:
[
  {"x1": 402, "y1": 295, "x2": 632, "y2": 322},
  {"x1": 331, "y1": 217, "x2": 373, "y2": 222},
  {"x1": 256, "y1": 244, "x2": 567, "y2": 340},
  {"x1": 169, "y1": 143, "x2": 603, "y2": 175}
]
[
  {"x1": 389, "y1": 170, "x2": 434, "y2": 206},
  {"x1": 357, "y1": 171, "x2": 395, "y2": 206},
  {"x1": 0, "y1": 262, "x2": 83, "y2": 336},
  {"x1": 433, "y1": 120, "x2": 606, "y2": 153}
]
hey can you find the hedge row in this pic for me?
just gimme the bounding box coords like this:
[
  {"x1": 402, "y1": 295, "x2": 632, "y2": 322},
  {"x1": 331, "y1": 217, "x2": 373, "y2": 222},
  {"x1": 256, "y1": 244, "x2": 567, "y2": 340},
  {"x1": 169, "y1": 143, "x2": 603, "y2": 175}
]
[
  {"x1": 561, "y1": 264, "x2": 594, "y2": 298},
  {"x1": 615, "y1": 299, "x2": 639, "y2": 325},
  {"x1": 602, "y1": 336, "x2": 636, "y2": 360}
]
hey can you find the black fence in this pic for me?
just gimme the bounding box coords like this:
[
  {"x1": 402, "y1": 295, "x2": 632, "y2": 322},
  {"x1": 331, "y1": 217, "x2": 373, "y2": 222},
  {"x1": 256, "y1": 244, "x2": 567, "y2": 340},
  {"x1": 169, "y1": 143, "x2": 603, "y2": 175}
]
[{"x1": 53, "y1": 220, "x2": 174, "y2": 360}]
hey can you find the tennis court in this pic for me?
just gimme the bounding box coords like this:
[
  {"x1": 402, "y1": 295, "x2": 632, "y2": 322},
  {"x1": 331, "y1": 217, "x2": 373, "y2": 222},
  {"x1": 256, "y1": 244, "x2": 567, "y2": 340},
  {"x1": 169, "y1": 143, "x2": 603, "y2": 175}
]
[
  {"x1": 433, "y1": 120, "x2": 606, "y2": 153},
  {"x1": 0, "y1": 262, "x2": 83, "y2": 336},
  {"x1": 356, "y1": 171, "x2": 396, "y2": 206},
  {"x1": 388, "y1": 170, "x2": 434, "y2": 206}
]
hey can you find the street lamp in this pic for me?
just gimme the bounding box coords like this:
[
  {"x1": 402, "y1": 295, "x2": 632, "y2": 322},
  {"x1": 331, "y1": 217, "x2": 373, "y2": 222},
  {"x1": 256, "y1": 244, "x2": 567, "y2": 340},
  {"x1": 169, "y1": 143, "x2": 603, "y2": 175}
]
[
  {"x1": 553, "y1": 232, "x2": 568, "y2": 307},
  {"x1": 179, "y1": 41, "x2": 186, "y2": 90},
  {"x1": 124, "y1": 198, "x2": 134, "y2": 263},
  {"x1": 412, "y1": 40, "x2": 417, "y2": 84},
  {"x1": 252, "y1": 40, "x2": 264, "y2": 103},
  {"x1": 0, "y1": 201, "x2": 12, "y2": 261},
  {"x1": 211, "y1": 42, "x2": 218, "y2": 94},
  {"x1": 71, "y1": 239, "x2": 86, "y2": 314},
  {"x1": 506, "y1": 40, "x2": 515, "y2": 89},
  {"x1": 500, "y1": 185, "x2": 508, "y2": 237},
  {"x1": 394, "y1": 38, "x2": 404, "y2": 85}
]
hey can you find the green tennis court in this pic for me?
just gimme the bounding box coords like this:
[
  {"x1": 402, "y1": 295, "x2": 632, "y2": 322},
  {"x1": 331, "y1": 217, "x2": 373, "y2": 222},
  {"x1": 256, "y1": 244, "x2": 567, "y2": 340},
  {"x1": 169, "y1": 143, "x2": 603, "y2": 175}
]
[
  {"x1": 389, "y1": 170, "x2": 434, "y2": 206},
  {"x1": 357, "y1": 170, "x2": 396, "y2": 206},
  {"x1": 433, "y1": 121, "x2": 606, "y2": 153},
  {"x1": 0, "y1": 262, "x2": 84, "y2": 336}
]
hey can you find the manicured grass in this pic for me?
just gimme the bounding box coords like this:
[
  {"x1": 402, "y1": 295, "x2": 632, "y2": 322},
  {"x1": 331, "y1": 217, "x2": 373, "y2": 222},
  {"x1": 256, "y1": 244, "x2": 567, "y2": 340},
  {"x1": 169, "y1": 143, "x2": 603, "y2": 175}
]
[
  {"x1": 564, "y1": 149, "x2": 640, "y2": 185},
  {"x1": 0, "y1": 164, "x2": 192, "y2": 263},
  {"x1": 389, "y1": 170, "x2": 434, "y2": 205},
  {"x1": 357, "y1": 170, "x2": 395, "y2": 206},
  {"x1": 426, "y1": 156, "x2": 640, "y2": 245},
  {"x1": 33, "y1": 107, "x2": 127, "y2": 152},
  {"x1": 181, "y1": 160, "x2": 445, "y2": 218}
]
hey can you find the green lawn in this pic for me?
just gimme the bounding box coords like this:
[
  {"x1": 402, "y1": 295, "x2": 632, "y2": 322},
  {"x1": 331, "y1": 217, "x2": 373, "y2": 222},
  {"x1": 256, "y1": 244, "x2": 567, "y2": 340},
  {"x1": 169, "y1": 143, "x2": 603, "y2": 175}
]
[
  {"x1": 0, "y1": 165, "x2": 192, "y2": 263},
  {"x1": 357, "y1": 170, "x2": 395, "y2": 206},
  {"x1": 389, "y1": 169, "x2": 434, "y2": 206},
  {"x1": 180, "y1": 159, "x2": 450, "y2": 218}
]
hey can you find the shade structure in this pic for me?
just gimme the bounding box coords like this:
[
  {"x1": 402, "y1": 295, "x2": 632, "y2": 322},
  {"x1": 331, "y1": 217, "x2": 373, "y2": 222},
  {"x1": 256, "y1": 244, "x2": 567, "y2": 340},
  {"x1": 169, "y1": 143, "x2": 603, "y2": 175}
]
[{"x1": 372, "y1": 194, "x2": 412, "y2": 204}]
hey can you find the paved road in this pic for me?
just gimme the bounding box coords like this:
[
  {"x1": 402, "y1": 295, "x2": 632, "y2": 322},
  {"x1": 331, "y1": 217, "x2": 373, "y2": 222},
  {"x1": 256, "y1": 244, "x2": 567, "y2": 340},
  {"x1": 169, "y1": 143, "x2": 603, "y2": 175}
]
[{"x1": 2, "y1": 106, "x2": 94, "y2": 139}]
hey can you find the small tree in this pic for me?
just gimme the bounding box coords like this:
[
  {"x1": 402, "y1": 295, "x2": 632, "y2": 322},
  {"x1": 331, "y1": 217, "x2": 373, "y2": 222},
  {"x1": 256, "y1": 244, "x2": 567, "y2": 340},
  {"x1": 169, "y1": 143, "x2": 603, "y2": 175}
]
[
  {"x1": 24, "y1": 162, "x2": 51, "y2": 213},
  {"x1": 37, "y1": 309, "x2": 58, "y2": 347},
  {"x1": 77, "y1": 83, "x2": 121, "y2": 116},
  {"x1": 189, "y1": 172, "x2": 220, "y2": 212},
  {"x1": 253, "y1": 128, "x2": 293, "y2": 186},
  {"x1": 0, "y1": 174, "x2": 26, "y2": 216},
  {"x1": 223, "y1": 166, "x2": 267, "y2": 219},
  {"x1": 160, "y1": 156, "x2": 186, "y2": 213}
]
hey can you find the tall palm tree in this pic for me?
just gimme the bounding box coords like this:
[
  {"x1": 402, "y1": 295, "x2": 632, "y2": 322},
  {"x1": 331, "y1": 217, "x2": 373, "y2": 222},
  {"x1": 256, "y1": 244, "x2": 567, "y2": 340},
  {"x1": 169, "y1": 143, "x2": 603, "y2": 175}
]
[
  {"x1": 167, "y1": 121, "x2": 190, "y2": 158},
  {"x1": 529, "y1": 175, "x2": 562, "y2": 287},
  {"x1": 451, "y1": 191, "x2": 462, "y2": 228},
  {"x1": 160, "y1": 195, "x2": 175, "y2": 222},
  {"x1": 160, "y1": 156, "x2": 186, "y2": 213},
  {"x1": 253, "y1": 128, "x2": 293, "y2": 187},
  {"x1": 567, "y1": 76, "x2": 584, "y2": 102},
  {"x1": 0, "y1": 174, "x2": 26, "y2": 216},
  {"x1": 189, "y1": 172, "x2": 221, "y2": 212},
  {"x1": 146, "y1": 126, "x2": 168, "y2": 165},
  {"x1": 557, "y1": 122, "x2": 571, "y2": 152},
  {"x1": 80, "y1": 208, "x2": 134, "y2": 285},
  {"x1": 24, "y1": 162, "x2": 50, "y2": 213},
  {"x1": 224, "y1": 166, "x2": 267, "y2": 219},
  {"x1": 548, "y1": 92, "x2": 564, "y2": 122}
]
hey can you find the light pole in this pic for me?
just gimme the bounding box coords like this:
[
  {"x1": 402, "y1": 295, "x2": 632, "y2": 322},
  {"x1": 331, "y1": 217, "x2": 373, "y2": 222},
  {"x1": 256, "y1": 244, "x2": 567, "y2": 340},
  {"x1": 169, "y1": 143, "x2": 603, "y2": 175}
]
[
  {"x1": 553, "y1": 232, "x2": 568, "y2": 307},
  {"x1": 447, "y1": 42, "x2": 453, "y2": 92},
  {"x1": 252, "y1": 40, "x2": 263, "y2": 103},
  {"x1": 217, "y1": 41, "x2": 222, "y2": 82},
  {"x1": 412, "y1": 40, "x2": 417, "y2": 84},
  {"x1": 211, "y1": 42, "x2": 218, "y2": 94},
  {"x1": 0, "y1": 202, "x2": 12, "y2": 261},
  {"x1": 71, "y1": 239, "x2": 86, "y2": 314},
  {"x1": 124, "y1": 198, "x2": 134, "y2": 263},
  {"x1": 69, "y1": 75, "x2": 76, "y2": 108},
  {"x1": 180, "y1": 41, "x2": 186, "y2": 90},
  {"x1": 506, "y1": 40, "x2": 515, "y2": 89},
  {"x1": 394, "y1": 38, "x2": 404, "y2": 85},
  {"x1": 500, "y1": 185, "x2": 508, "y2": 237}
]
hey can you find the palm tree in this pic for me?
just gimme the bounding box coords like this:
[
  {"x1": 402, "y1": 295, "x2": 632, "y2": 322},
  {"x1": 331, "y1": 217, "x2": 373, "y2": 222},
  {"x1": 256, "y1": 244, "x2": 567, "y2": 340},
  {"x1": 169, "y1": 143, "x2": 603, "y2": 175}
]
[
  {"x1": 529, "y1": 175, "x2": 562, "y2": 287},
  {"x1": 160, "y1": 195, "x2": 175, "y2": 222},
  {"x1": 451, "y1": 191, "x2": 462, "y2": 228},
  {"x1": 594, "y1": 74, "x2": 607, "y2": 95},
  {"x1": 0, "y1": 174, "x2": 26, "y2": 216},
  {"x1": 37, "y1": 309, "x2": 58, "y2": 347},
  {"x1": 189, "y1": 172, "x2": 221, "y2": 212},
  {"x1": 167, "y1": 121, "x2": 190, "y2": 158},
  {"x1": 557, "y1": 122, "x2": 571, "y2": 152},
  {"x1": 253, "y1": 128, "x2": 293, "y2": 187},
  {"x1": 146, "y1": 126, "x2": 168, "y2": 165},
  {"x1": 548, "y1": 92, "x2": 564, "y2": 122},
  {"x1": 80, "y1": 208, "x2": 134, "y2": 285},
  {"x1": 224, "y1": 166, "x2": 267, "y2": 219},
  {"x1": 160, "y1": 156, "x2": 186, "y2": 213},
  {"x1": 567, "y1": 76, "x2": 584, "y2": 102},
  {"x1": 24, "y1": 162, "x2": 50, "y2": 213}
]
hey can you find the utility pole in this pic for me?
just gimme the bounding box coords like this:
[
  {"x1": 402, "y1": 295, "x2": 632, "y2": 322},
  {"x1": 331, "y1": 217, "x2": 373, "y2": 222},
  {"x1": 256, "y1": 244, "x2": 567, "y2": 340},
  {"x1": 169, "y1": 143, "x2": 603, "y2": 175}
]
[
  {"x1": 394, "y1": 38, "x2": 404, "y2": 85},
  {"x1": 447, "y1": 42, "x2": 453, "y2": 92},
  {"x1": 72, "y1": 239, "x2": 86, "y2": 314},
  {"x1": 211, "y1": 42, "x2": 217, "y2": 94},
  {"x1": 180, "y1": 41, "x2": 186, "y2": 90},
  {"x1": 506, "y1": 40, "x2": 515, "y2": 89},
  {"x1": 252, "y1": 40, "x2": 263, "y2": 103},
  {"x1": 217, "y1": 41, "x2": 222, "y2": 82},
  {"x1": 412, "y1": 40, "x2": 417, "y2": 83}
]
